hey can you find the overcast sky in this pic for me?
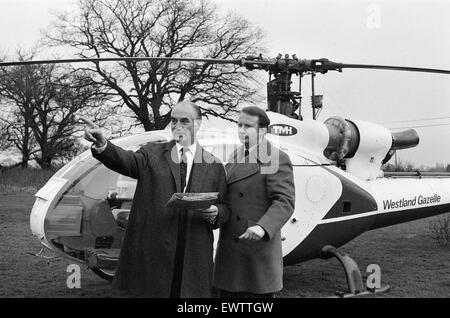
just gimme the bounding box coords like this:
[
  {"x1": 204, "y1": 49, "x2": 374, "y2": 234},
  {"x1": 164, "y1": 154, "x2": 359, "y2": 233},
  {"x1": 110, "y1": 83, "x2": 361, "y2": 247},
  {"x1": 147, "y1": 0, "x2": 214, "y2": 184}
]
[{"x1": 0, "y1": 0, "x2": 449, "y2": 167}]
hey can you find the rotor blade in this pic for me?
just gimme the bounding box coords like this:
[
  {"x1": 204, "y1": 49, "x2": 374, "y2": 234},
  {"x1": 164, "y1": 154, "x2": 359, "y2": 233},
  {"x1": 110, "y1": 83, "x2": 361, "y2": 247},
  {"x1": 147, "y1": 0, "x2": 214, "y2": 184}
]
[
  {"x1": 339, "y1": 63, "x2": 450, "y2": 75},
  {"x1": 0, "y1": 56, "x2": 244, "y2": 67}
]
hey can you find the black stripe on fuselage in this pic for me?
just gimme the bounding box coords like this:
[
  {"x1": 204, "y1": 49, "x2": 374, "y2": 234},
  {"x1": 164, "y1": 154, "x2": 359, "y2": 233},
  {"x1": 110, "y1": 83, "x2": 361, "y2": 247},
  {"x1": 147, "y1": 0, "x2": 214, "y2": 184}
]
[
  {"x1": 283, "y1": 203, "x2": 450, "y2": 266},
  {"x1": 320, "y1": 166, "x2": 378, "y2": 219}
]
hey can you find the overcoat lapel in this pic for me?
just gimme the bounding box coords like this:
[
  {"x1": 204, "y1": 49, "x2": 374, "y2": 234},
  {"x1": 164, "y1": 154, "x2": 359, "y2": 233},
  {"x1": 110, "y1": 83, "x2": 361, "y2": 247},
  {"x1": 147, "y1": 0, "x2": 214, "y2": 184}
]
[
  {"x1": 226, "y1": 139, "x2": 273, "y2": 184},
  {"x1": 226, "y1": 162, "x2": 259, "y2": 184},
  {"x1": 163, "y1": 140, "x2": 182, "y2": 193},
  {"x1": 226, "y1": 146, "x2": 259, "y2": 184}
]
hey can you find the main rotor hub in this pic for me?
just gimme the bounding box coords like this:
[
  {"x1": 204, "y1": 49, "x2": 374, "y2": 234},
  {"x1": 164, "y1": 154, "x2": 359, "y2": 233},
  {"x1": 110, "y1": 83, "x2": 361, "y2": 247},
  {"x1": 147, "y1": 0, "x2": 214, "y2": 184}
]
[{"x1": 252, "y1": 54, "x2": 332, "y2": 119}]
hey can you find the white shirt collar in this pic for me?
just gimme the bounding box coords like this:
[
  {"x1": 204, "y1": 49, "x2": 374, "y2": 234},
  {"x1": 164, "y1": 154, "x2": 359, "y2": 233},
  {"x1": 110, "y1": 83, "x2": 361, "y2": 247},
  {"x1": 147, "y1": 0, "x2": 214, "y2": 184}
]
[
  {"x1": 175, "y1": 141, "x2": 197, "y2": 156},
  {"x1": 247, "y1": 144, "x2": 258, "y2": 153}
]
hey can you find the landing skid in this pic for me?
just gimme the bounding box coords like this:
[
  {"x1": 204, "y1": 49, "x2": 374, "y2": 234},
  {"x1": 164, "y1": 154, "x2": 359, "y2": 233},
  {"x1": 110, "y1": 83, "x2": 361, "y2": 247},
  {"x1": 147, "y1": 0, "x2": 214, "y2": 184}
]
[
  {"x1": 27, "y1": 243, "x2": 61, "y2": 265},
  {"x1": 321, "y1": 245, "x2": 391, "y2": 298}
]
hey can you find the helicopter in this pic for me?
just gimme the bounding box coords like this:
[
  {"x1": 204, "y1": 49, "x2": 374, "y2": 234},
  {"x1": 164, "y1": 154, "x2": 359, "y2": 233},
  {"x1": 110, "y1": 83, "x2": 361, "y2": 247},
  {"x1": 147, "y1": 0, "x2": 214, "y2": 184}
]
[{"x1": 2, "y1": 54, "x2": 450, "y2": 297}]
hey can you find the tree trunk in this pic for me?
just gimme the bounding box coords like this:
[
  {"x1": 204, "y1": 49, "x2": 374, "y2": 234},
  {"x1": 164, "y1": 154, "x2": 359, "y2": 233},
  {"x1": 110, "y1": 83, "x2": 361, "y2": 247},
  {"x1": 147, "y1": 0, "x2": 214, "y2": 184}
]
[
  {"x1": 141, "y1": 114, "x2": 154, "y2": 131},
  {"x1": 37, "y1": 154, "x2": 52, "y2": 170},
  {"x1": 20, "y1": 160, "x2": 29, "y2": 168}
]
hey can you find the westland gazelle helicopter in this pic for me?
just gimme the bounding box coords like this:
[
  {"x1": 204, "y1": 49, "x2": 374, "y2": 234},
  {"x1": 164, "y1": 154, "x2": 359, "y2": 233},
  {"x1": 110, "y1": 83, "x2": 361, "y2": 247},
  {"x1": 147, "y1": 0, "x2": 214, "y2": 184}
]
[{"x1": 3, "y1": 54, "x2": 450, "y2": 297}]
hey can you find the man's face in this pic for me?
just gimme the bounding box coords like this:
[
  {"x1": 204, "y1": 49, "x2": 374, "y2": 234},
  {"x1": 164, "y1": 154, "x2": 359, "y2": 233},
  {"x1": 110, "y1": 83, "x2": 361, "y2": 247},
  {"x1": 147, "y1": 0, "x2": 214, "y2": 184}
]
[
  {"x1": 171, "y1": 104, "x2": 200, "y2": 146},
  {"x1": 237, "y1": 112, "x2": 263, "y2": 148}
]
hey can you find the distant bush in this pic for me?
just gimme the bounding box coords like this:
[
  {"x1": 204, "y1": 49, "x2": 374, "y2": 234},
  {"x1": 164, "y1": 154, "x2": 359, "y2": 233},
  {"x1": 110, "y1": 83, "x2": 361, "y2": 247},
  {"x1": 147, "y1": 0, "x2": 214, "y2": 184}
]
[
  {"x1": 0, "y1": 167, "x2": 55, "y2": 193},
  {"x1": 383, "y1": 160, "x2": 417, "y2": 172},
  {"x1": 425, "y1": 163, "x2": 449, "y2": 172},
  {"x1": 428, "y1": 215, "x2": 450, "y2": 247},
  {"x1": 383, "y1": 159, "x2": 449, "y2": 172}
]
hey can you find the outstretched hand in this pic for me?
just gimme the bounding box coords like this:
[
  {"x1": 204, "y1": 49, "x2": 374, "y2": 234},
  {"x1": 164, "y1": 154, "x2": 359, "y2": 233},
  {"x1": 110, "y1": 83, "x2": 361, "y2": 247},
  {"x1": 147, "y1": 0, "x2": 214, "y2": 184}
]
[{"x1": 79, "y1": 117, "x2": 106, "y2": 148}]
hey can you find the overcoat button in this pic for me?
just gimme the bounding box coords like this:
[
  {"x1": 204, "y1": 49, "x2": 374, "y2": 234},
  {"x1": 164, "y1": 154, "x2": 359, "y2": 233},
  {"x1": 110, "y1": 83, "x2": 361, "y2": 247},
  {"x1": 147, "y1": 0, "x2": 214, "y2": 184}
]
[
  {"x1": 236, "y1": 215, "x2": 240, "y2": 221},
  {"x1": 238, "y1": 192, "x2": 244, "y2": 197}
]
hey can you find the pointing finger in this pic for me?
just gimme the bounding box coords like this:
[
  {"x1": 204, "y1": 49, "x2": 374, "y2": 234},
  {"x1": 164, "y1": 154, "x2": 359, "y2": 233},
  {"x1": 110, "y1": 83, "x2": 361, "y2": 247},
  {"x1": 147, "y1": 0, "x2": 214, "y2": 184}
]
[{"x1": 84, "y1": 130, "x2": 96, "y2": 142}]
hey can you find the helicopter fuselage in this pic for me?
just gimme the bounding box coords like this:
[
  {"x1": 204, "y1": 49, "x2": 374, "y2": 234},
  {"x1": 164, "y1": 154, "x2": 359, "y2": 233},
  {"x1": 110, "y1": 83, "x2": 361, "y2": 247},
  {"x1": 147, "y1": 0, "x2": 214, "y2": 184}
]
[{"x1": 29, "y1": 112, "x2": 450, "y2": 277}]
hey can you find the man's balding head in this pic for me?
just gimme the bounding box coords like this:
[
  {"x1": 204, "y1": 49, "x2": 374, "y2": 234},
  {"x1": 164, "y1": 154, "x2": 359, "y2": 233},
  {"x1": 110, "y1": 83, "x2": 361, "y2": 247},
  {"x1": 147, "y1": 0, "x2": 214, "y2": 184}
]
[{"x1": 172, "y1": 100, "x2": 202, "y2": 120}]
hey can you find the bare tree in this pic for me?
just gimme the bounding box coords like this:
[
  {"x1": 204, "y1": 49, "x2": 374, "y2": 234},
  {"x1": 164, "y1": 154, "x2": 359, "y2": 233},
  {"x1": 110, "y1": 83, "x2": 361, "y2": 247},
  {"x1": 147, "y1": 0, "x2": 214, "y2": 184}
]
[
  {"x1": 0, "y1": 107, "x2": 39, "y2": 168},
  {"x1": 0, "y1": 50, "x2": 112, "y2": 169},
  {"x1": 0, "y1": 51, "x2": 41, "y2": 168},
  {"x1": 47, "y1": 0, "x2": 266, "y2": 130}
]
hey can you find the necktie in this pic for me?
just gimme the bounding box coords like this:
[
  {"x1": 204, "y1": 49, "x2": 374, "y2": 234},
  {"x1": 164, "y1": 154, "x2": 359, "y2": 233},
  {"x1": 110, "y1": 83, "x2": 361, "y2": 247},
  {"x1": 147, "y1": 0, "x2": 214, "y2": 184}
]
[
  {"x1": 244, "y1": 147, "x2": 250, "y2": 163},
  {"x1": 180, "y1": 147, "x2": 188, "y2": 192}
]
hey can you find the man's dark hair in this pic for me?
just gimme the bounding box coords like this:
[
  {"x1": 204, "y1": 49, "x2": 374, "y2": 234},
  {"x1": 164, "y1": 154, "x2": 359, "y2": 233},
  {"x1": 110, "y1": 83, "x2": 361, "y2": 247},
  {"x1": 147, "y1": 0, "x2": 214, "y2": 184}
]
[{"x1": 241, "y1": 106, "x2": 270, "y2": 128}]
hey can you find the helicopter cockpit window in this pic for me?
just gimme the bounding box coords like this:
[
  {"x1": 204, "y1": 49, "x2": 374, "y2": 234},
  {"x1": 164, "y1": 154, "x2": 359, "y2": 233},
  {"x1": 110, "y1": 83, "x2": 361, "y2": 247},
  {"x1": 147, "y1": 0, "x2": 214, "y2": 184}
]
[
  {"x1": 45, "y1": 163, "x2": 132, "y2": 255},
  {"x1": 52, "y1": 150, "x2": 92, "y2": 178}
]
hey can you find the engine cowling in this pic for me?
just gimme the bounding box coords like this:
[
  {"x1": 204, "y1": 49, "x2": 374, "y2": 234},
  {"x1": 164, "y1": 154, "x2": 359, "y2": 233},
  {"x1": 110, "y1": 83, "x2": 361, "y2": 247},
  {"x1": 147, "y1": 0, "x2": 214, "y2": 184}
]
[{"x1": 324, "y1": 116, "x2": 419, "y2": 180}]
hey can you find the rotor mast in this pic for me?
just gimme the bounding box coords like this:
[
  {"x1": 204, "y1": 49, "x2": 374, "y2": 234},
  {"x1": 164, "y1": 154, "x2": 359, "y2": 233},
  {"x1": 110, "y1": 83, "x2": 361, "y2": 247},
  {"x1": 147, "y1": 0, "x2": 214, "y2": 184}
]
[{"x1": 239, "y1": 54, "x2": 338, "y2": 120}]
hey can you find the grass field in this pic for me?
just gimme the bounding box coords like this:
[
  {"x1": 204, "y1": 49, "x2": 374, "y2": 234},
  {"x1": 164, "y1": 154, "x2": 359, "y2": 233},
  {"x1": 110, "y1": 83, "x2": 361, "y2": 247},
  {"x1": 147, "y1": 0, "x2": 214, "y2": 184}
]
[
  {"x1": 0, "y1": 167, "x2": 56, "y2": 194},
  {"x1": 0, "y1": 168, "x2": 450, "y2": 297}
]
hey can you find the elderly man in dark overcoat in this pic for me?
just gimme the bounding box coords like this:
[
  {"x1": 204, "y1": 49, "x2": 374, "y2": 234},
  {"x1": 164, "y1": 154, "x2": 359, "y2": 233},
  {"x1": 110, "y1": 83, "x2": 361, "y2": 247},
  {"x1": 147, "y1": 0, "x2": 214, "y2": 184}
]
[
  {"x1": 81, "y1": 101, "x2": 228, "y2": 298},
  {"x1": 213, "y1": 106, "x2": 295, "y2": 298}
]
